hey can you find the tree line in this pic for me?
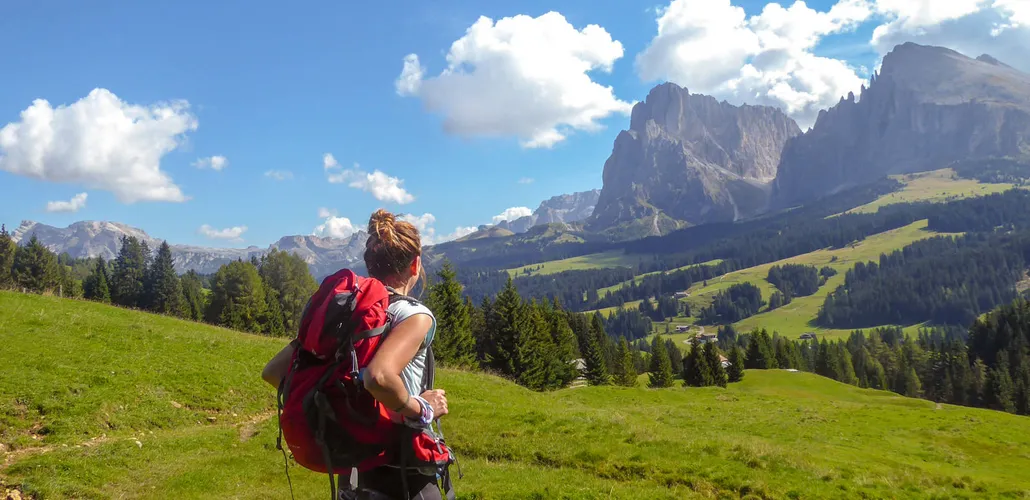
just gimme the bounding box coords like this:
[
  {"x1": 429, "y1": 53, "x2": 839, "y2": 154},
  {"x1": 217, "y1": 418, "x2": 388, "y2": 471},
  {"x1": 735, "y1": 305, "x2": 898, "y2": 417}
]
[
  {"x1": 819, "y1": 232, "x2": 1029, "y2": 328},
  {"x1": 2, "y1": 230, "x2": 320, "y2": 337},
  {"x1": 698, "y1": 283, "x2": 765, "y2": 324}
]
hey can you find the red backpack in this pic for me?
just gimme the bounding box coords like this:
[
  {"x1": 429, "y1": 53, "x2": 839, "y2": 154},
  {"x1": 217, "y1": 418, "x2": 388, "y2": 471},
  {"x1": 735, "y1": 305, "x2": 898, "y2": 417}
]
[{"x1": 275, "y1": 268, "x2": 458, "y2": 500}]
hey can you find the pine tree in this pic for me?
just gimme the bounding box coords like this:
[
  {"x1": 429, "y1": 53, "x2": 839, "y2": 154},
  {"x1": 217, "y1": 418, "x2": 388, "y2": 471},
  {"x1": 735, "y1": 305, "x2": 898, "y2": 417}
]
[
  {"x1": 836, "y1": 344, "x2": 859, "y2": 386},
  {"x1": 473, "y1": 296, "x2": 495, "y2": 368},
  {"x1": 548, "y1": 298, "x2": 581, "y2": 387},
  {"x1": 666, "y1": 339, "x2": 683, "y2": 375},
  {"x1": 745, "y1": 329, "x2": 776, "y2": 369},
  {"x1": 145, "y1": 242, "x2": 185, "y2": 316},
  {"x1": 258, "y1": 249, "x2": 318, "y2": 333},
  {"x1": 583, "y1": 315, "x2": 610, "y2": 385},
  {"x1": 489, "y1": 276, "x2": 528, "y2": 377},
  {"x1": 614, "y1": 337, "x2": 637, "y2": 387},
  {"x1": 704, "y1": 342, "x2": 728, "y2": 387},
  {"x1": 969, "y1": 357, "x2": 988, "y2": 407},
  {"x1": 726, "y1": 346, "x2": 746, "y2": 383},
  {"x1": 261, "y1": 283, "x2": 286, "y2": 336},
  {"x1": 0, "y1": 224, "x2": 16, "y2": 289},
  {"x1": 11, "y1": 235, "x2": 59, "y2": 293},
  {"x1": 516, "y1": 301, "x2": 551, "y2": 390},
  {"x1": 648, "y1": 335, "x2": 675, "y2": 388},
  {"x1": 83, "y1": 256, "x2": 111, "y2": 302},
  {"x1": 205, "y1": 260, "x2": 268, "y2": 333},
  {"x1": 683, "y1": 341, "x2": 714, "y2": 387},
  {"x1": 985, "y1": 355, "x2": 1016, "y2": 413},
  {"x1": 425, "y1": 261, "x2": 476, "y2": 368},
  {"x1": 110, "y1": 236, "x2": 148, "y2": 308},
  {"x1": 180, "y1": 270, "x2": 207, "y2": 321}
]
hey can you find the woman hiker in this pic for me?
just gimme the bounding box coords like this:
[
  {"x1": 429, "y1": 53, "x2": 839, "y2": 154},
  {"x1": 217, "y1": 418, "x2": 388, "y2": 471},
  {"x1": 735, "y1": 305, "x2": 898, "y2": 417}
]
[{"x1": 262, "y1": 209, "x2": 450, "y2": 500}]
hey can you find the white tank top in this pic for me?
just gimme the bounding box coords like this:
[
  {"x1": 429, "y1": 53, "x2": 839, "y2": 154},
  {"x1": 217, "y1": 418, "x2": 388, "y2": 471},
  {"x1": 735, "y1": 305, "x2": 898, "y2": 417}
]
[{"x1": 386, "y1": 298, "x2": 437, "y2": 397}]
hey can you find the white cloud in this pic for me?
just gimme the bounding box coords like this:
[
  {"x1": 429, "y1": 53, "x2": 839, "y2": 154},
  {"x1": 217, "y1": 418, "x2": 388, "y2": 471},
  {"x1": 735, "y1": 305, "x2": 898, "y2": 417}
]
[
  {"x1": 438, "y1": 226, "x2": 478, "y2": 243},
  {"x1": 518, "y1": 177, "x2": 534, "y2": 184},
  {"x1": 396, "y1": 54, "x2": 425, "y2": 96},
  {"x1": 492, "y1": 206, "x2": 533, "y2": 224},
  {"x1": 193, "y1": 155, "x2": 228, "y2": 171},
  {"x1": 264, "y1": 169, "x2": 293, "y2": 181},
  {"x1": 637, "y1": 0, "x2": 873, "y2": 129},
  {"x1": 313, "y1": 215, "x2": 358, "y2": 239},
  {"x1": 398, "y1": 212, "x2": 477, "y2": 245},
  {"x1": 198, "y1": 224, "x2": 247, "y2": 242},
  {"x1": 0, "y1": 88, "x2": 195, "y2": 203},
  {"x1": 869, "y1": 0, "x2": 1030, "y2": 72},
  {"x1": 317, "y1": 207, "x2": 338, "y2": 218},
  {"x1": 323, "y1": 153, "x2": 414, "y2": 204},
  {"x1": 45, "y1": 192, "x2": 88, "y2": 213},
  {"x1": 396, "y1": 12, "x2": 633, "y2": 148}
]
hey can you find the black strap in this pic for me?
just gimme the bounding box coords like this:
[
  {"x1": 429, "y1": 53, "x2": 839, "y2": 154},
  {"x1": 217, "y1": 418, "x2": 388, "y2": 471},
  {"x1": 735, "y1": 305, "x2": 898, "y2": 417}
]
[
  {"x1": 275, "y1": 361, "x2": 296, "y2": 500},
  {"x1": 422, "y1": 344, "x2": 436, "y2": 393}
]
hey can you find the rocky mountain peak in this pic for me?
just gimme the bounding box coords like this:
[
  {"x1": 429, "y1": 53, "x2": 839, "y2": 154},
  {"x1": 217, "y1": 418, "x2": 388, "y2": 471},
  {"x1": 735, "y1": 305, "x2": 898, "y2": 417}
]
[
  {"x1": 590, "y1": 83, "x2": 801, "y2": 237},
  {"x1": 774, "y1": 42, "x2": 1030, "y2": 206}
]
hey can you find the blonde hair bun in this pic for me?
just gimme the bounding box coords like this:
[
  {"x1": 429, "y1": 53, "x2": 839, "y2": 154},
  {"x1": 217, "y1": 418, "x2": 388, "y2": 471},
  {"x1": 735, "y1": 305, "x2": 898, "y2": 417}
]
[{"x1": 368, "y1": 209, "x2": 398, "y2": 244}]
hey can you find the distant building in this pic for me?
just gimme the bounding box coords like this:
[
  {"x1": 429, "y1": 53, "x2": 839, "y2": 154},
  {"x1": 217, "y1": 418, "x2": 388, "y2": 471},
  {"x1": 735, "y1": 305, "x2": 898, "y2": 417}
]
[
  {"x1": 675, "y1": 325, "x2": 691, "y2": 333},
  {"x1": 799, "y1": 332, "x2": 817, "y2": 340},
  {"x1": 674, "y1": 291, "x2": 690, "y2": 299},
  {"x1": 695, "y1": 333, "x2": 718, "y2": 344},
  {"x1": 719, "y1": 354, "x2": 730, "y2": 368}
]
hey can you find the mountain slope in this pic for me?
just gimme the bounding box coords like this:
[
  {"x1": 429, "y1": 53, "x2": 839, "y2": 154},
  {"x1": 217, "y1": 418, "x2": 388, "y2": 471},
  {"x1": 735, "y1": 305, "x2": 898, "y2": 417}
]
[
  {"x1": 3, "y1": 292, "x2": 1030, "y2": 499},
  {"x1": 774, "y1": 42, "x2": 1030, "y2": 206},
  {"x1": 590, "y1": 82, "x2": 801, "y2": 237}
]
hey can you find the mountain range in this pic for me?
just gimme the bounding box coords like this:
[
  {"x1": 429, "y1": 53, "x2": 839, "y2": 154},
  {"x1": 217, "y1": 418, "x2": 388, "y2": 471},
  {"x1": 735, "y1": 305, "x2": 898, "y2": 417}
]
[
  {"x1": 467, "y1": 189, "x2": 601, "y2": 237},
  {"x1": 589, "y1": 42, "x2": 1030, "y2": 237},
  {"x1": 9, "y1": 189, "x2": 602, "y2": 276},
  {"x1": 11, "y1": 220, "x2": 367, "y2": 278},
  {"x1": 10, "y1": 42, "x2": 1028, "y2": 273}
]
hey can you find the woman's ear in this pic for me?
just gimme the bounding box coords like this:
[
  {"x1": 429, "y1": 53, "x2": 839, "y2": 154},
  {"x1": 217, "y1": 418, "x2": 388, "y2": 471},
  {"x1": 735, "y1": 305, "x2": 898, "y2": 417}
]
[{"x1": 410, "y1": 255, "x2": 420, "y2": 277}]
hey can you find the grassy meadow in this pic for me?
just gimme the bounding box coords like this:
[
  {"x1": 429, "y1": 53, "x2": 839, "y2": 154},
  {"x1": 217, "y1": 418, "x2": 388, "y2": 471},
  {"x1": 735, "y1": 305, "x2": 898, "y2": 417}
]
[
  {"x1": 4, "y1": 292, "x2": 1030, "y2": 499},
  {"x1": 505, "y1": 251, "x2": 644, "y2": 277},
  {"x1": 657, "y1": 220, "x2": 956, "y2": 341},
  {"x1": 841, "y1": 169, "x2": 1018, "y2": 215}
]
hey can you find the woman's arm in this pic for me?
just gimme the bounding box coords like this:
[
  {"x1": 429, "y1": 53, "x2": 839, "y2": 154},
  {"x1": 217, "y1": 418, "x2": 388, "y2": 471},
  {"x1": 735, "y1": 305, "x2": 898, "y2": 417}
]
[
  {"x1": 262, "y1": 341, "x2": 296, "y2": 388},
  {"x1": 364, "y1": 314, "x2": 447, "y2": 419}
]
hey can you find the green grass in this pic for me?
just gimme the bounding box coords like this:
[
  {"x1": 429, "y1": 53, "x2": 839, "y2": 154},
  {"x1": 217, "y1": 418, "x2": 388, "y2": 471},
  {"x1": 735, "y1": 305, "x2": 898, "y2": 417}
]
[
  {"x1": 505, "y1": 251, "x2": 644, "y2": 278},
  {"x1": 841, "y1": 169, "x2": 1018, "y2": 215},
  {"x1": 677, "y1": 220, "x2": 958, "y2": 340},
  {"x1": 5, "y1": 292, "x2": 1030, "y2": 499}
]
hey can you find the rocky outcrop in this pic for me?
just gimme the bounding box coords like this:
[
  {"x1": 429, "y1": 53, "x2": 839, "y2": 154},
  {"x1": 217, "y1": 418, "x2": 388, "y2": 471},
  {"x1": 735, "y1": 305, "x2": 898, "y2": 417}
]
[
  {"x1": 774, "y1": 43, "x2": 1030, "y2": 206},
  {"x1": 496, "y1": 189, "x2": 601, "y2": 234},
  {"x1": 590, "y1": 82, "x2": 801, "y2": 234}
]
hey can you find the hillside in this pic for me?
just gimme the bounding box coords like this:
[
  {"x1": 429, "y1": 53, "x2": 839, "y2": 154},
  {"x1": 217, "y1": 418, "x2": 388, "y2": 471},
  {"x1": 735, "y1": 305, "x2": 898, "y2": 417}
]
[{"x1": 3, "y1": 293, "x2": 1030, "y2": 499}]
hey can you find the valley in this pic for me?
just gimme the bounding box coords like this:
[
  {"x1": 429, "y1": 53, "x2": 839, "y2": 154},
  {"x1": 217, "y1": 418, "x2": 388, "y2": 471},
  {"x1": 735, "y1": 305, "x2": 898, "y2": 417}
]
[{"x1": 5, "y1": 39, "x2": 1030, "y2": 500}]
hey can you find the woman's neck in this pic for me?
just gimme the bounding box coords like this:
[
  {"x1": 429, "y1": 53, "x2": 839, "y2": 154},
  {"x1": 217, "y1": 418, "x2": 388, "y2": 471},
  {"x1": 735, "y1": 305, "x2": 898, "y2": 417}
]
[{"x1": 383, "y1": 278, "x2": 412, "y2": 296}]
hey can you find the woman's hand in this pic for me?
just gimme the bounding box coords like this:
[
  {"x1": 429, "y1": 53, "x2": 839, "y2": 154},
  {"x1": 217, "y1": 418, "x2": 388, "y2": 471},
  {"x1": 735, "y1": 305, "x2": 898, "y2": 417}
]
[{"x1": 420, "y1": 389, "x2": 448, "y2": 417}]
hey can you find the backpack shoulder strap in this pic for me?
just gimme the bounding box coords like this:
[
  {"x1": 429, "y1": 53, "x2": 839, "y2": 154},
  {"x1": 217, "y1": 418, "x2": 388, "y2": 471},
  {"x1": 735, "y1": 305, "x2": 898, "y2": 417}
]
[{"x1": 422, "y1": 344, "x2": 435, "y2": 392}]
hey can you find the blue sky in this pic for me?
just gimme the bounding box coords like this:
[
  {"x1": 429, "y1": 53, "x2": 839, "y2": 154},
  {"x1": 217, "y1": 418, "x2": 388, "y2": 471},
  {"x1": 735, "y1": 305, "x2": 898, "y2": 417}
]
[{"x1": 1, "y1": 0, "x2": 1025, "y2": 247}]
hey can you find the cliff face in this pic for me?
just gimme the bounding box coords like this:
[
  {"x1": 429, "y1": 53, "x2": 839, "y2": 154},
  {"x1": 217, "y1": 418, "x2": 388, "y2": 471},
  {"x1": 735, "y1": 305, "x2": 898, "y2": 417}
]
[
  {"x1": 590, "y1": 82, "x2": 801, "y2": 234},
  {"x1": 774, "y1": 43, "x2": 1030, "y2": 206}
]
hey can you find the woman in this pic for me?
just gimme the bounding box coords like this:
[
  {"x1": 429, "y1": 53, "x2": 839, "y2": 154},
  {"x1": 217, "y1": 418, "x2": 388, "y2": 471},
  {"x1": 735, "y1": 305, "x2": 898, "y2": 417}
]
[{"x1": 262, "y1": 209, "x2": 449, "y2": 500}]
